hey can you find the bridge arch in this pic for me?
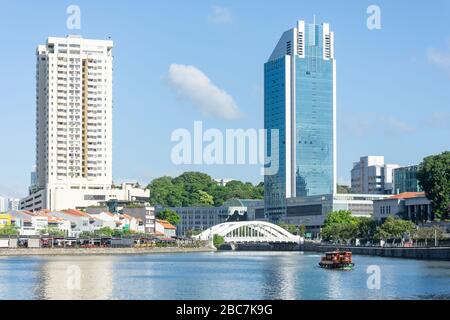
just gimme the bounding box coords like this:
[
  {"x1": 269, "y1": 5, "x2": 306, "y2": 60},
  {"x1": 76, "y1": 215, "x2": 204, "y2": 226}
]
[{"x1": 193, "y1": 221, "x2": 302, "y2": 244}]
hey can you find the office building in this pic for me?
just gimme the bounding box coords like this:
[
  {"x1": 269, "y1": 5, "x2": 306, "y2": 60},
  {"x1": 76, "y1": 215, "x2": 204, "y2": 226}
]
[
  {"x1": 159, "y1": 199, "x2": 251, "y2": 236},
  {"x1": 351, "y1": 156, "x2": 399, "y2": 194},
  {"x1": 393, "y1": 165, "x2": 422, "y2": 194},
  {"x1": 255, "y1": 193, "x2": 389, "y2": 238},
  {"x1": 264, "y1": 20, "x2": 336, "y2": 221},
  {"x1": 21, "y1": 35, "x2": 148, "y2": 211}
]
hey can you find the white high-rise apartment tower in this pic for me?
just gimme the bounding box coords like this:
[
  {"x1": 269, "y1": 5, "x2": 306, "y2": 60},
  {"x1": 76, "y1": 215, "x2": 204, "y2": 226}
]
[
  {"x1": 36, "y1": 35, "x2": 113, "y2": 189},
  {"x1": 21, "y1": 35, "x2": 149, "y2": 211}
]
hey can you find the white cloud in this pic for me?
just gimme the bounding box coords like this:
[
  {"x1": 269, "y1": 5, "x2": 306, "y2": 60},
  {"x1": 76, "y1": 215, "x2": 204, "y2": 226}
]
[
  {"x1": 425, "y1": 111, "x2": 450, "y2": 130},
  {"x1": 208, "y1": 6, "x2": 234, "y2": 24},
  {"x1": 428, "y1": 47, "x2": 450, "y2": 71},
  {"x1": 166, "y1": 64, "x2": 242, "y2": 120},
  {"x1": 380, "y1": 116, "x2": 415, "y2": 135}
]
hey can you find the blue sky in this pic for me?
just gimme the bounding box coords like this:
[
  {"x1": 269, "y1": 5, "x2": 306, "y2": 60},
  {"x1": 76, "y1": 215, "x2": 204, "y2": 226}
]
[{"x1": 0, "y1": 0, "x2": 449, "y2": 198}]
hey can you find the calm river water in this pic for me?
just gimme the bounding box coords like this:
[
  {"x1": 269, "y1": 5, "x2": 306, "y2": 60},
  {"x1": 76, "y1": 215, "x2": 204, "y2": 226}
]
[{"x1": 0, "y1": 252, "x2": 449, "y2": 300}]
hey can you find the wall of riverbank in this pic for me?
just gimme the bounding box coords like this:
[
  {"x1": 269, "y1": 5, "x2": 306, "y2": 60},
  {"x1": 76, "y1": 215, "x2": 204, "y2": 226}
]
[
  {"x1": 0, "y1": 246, "x2": 215, "y2": 257},
  {"x1": 300, "y1": 242, "x2": 450, "y2": 261}
]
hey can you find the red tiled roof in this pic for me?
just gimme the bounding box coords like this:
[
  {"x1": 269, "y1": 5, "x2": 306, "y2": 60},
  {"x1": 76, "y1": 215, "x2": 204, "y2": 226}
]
[
  {"x1": 28, "y1": 209, "x2": 51, "y2": 216},
  {"x1": 38, "y1": 212, "x2": 66, "y2": 223},
  {"x1": 389, "y1": 192, "x2": 425, "y2": 200},
  {"x1": 63, "y1": 209, "x2": 90, "y2": 217},
  {"x1": 156, "y1": 219, "x2": 176, "y2": 230}
]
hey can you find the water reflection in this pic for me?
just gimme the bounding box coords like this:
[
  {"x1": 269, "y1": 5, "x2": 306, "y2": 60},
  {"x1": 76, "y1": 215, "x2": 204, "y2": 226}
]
[
  {"x1": 261, "y1": 253, "x2": 299, "y2": 299},
  {"x1": 36, "y1": 256, "x2": 115, "y2": 300},
  {"x1": 0, "y1": 253, "x2": 448, "y2": 300}
]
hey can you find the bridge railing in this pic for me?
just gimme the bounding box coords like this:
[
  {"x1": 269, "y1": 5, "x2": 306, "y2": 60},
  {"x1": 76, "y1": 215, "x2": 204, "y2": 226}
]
[{"x1": 224, "y1": 236, "x2": 300, "y2": 243}]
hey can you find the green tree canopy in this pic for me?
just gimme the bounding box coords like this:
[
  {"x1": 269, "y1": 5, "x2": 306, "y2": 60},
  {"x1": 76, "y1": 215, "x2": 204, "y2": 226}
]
[
  {"x1": 0, "y1": 225, "x2": 19, "y2": 236},
  {"x1": 356, "y1": 217, "x2": 377, "y2": 240},
  {"x1": 321, "y1": 211, "x2": 359, "y2": 242},
  {"x1": 196, "y1": 190, "x2": 214, "y2": 206},
  {"x1": 412, "y1": 226, "x2": 444, "y2": 241},
  {"x1": 213, "y1": 234, "x2": 225, "y2": 248},
  {"x1": 39, "y1": 227, "x2": 65, "y2": 237},
  {"x1": 374, "y1": 216, "x2": 416, "y2": 240},
  {"x1": 417, "y1": 151, "x2": 450, "y2": 220},
  {"x1": 337, "y1": 185, "x2": 351, "y2": 194},
  {"x1": 324, "y1": 210, "x2": 358, "y2": 228},
  {"x1": 146, "y1": 172, "x2": 264, "y2": 207},
  {"x1": 278, "y1": 223, "x2": 299, "y2": 235},
  {"x1": 157, "y1": 209, "x2": 181, "y2": 226},
  {"x1": 322, "y1": 211, "x2": 379, "y2": 242},
  {"x1": 96, "y1": 227, "x2": 115, "y2": 237}
]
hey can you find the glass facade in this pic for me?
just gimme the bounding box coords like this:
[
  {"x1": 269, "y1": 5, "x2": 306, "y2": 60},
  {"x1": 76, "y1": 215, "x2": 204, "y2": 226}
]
[
  {"x1": 394, "y1": 165, "x2": 422, "y2": 194},
  {"x1": 264, "y1": 21, "x2": 335, "y2": 221},
  {"x1": 294, "y1": 24, "x2": 334, "y2": 196},
  {"x1": 264, "y1": 57, "x2": 288, "y2": 217}
]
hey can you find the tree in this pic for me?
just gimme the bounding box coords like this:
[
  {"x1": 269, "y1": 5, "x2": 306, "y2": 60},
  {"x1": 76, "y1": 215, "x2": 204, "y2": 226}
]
[
  {"x1": 157, "y1": 209, "x2": 181, "y2": 226},
  {"x1": 95, "y1": 227, "x2": 114, "y2": 237},
  {"x1": 356, "y1": 217, "x2": 377, "y2": 240},
  {"x1": 322, "y1": 223, "x2": 358, "y2": 243},
  {"x1": 185, "y1": 229, "x2": 202, "y2": 237},
  {"x1": 0, "y1": 225, "x2": 19, "y2": 236},
  {"x1": 298, "y1": 225, "x2": 306, "y2": 237},
  {"x1": 337, "y1": 185, "x2": 351, "y2": 194},
  {"x1": 226, "y1": 210, "x2": 248, "y2": 222},
  {"x1": 417, "y1": 151, "x2": 450, "y2": 220},
  {"x1": 196, "y1": 190, "x2": 214, "y2": 206},
  {"x1": 324, "y1": 210, "x2": 358, "y2": 228},
  {"x1": 79, "y1": 231, "x2": 94, "y2": 238},
  {"x1": 374, "y1": 216, "x2": 416, "y2": 241},
  {"x1": 146, "y1": 172, "x2": 264, "y2": 208},
  {"x1": 39, "y1": 227, "x2": 65, "y2": 237},
  {"x1": 412, "y1": 226, "x2": 444, "y2": 245},
  {"x1": 147, "y1": 176, "x2": 182, "y2": 207},
  {"x1": 213, "y1": 234, "x2": 225, "y2": 248},
  {"x1": 321, "y1": 211, "x2": 360, "y2": 242},
  {"x1": 279, "y1": 223, "x2": 298, "y2": 235}
]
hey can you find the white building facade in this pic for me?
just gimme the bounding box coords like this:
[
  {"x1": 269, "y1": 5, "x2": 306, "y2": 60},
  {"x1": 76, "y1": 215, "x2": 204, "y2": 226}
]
[
  {"x1": 21, "y1": 35, "x2": 149, "y2": 211},
  {"x1": 8, "y1": 198, "x2": 20, "y2": 211},
  {"x1": 0, "y1": 196, "x2": 7, "y2": 212},
  {"x1": 351, "y1": 156, "x2": 399, "y2": 194}
]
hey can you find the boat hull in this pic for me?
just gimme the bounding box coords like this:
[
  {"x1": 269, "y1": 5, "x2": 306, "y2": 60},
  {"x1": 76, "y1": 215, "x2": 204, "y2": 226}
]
[{"x1": 318, "y1": 262, "x2": 355, "y2": 270}]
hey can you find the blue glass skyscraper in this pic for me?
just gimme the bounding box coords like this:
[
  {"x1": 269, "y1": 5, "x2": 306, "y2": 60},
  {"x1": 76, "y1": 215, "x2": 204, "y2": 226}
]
[{"x1": 264, "y1": 20, "x2": 337, "y2": 221}]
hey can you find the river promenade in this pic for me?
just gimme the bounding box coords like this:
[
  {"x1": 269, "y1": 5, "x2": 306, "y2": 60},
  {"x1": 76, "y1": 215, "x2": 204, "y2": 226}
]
[
  {"x1": 2, "y1": 243, "x2": 449, "y2": 261},
  {"x1": 0, "y1": 246, "x2": 215, "y2": 257}
]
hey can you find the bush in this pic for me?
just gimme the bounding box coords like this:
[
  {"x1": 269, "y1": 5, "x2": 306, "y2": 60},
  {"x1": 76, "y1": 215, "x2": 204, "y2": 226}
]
[
  {"x1": 0, "y1": 225, "x2": 19, "y2": 236},
  {"x1": 213, "y1": 234, "x2": 225, "y2": 248}
]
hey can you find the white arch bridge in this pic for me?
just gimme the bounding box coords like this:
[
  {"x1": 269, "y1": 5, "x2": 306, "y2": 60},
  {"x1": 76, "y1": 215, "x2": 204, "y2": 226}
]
[{"x1": 193, "y1": 221, "x2": 303, "y2": 244}]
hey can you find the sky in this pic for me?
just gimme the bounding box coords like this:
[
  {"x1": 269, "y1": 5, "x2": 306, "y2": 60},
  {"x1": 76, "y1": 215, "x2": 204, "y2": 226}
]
[{"x1": 0, "y1": 0, "x2": 449, "y2": 198}]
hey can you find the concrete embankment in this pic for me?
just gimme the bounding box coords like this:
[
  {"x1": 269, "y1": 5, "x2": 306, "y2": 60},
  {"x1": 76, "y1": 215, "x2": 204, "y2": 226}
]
[
  {"x1": 0, "y1": 247, "x2": 215, "y2": 257},
  {"x1": 300, "y1": 243, "x2": 450, "y2": 261}
]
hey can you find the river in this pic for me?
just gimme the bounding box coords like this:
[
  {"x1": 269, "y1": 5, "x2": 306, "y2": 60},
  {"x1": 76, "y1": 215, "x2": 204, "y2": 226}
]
[{"x1": 0, "y1": 252, "x2": 448, "y2": 300}]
